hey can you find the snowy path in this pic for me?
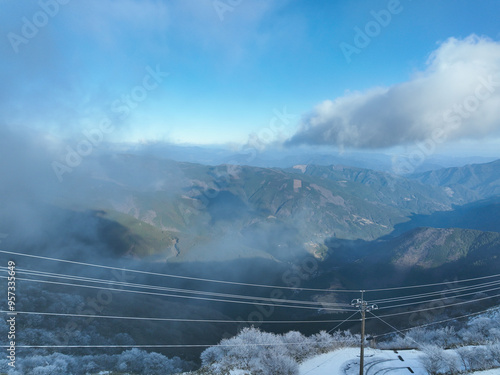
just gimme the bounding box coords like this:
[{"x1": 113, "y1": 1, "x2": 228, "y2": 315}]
[
  {"x1": 299, "y1": 348, "x2": 427, "y2": 375},
  {"x1": 223, "y1": 346, "x2": 500, "y2": 375}
]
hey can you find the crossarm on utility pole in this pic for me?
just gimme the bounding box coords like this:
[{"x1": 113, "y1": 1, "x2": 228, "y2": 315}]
[{"x1": 351, "y1": 290, "x2": 377, "y2": 375}]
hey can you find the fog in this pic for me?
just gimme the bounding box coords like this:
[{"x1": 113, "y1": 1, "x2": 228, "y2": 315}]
[{"x1": 2, "y1": 2, "x2": 500, "y2": 373}]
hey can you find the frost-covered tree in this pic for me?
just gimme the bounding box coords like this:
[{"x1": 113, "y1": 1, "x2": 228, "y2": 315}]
[
  {"x1": 281, "y1": 330, "x2": 313, "y2": 361},
  {"x1": 310, "y1": 330, "x2": 336, "y2": 353},
  {"x1": 330, "y1": 330, "x2": 359, "y2": 349},
  {"x1": 201, "y1": 327, "x2": 298, "y2": 375},
  {"x1": 459, "y1": 317, "x2": 498, "y2": 344},
  {"x1": 199, "y1": 326, "x2": 359, "y2": 375},
  {"x1": 420, "y1": 345, "x2": 460, "y2": 375},
  {"x1": 456, "y1": 346, "x2": 498, "y2": 372},
  {"x1": 0, "y1": 349, "x2": 191, "y2": 375}
]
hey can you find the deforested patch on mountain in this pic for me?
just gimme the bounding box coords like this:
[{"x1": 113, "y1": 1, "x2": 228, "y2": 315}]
[
  {"x1": 49, "y1": 154, "x2": 471, "y2": 261},
  {"x1": 290, "y1": 164, "x2": 456, "y2": 213},
  {"x1": 319, "y1": 227, "x2": 500, "y2": 290}
]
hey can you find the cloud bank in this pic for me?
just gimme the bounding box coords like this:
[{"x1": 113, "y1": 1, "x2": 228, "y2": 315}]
[{"x1": 286, "y1": 35, "x2": 500, "y2": 149}]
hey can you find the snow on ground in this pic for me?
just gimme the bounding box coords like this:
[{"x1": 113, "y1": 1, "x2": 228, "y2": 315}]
[
  {"x1": 299, "y1": 347, "x2": 427, "y2": 375},
  {"x1": 193, "y1": 347, "x2": 500, "y2": 375},
  {"x1": 210, "y1": 346, "x2": 500, "y2": 375}
]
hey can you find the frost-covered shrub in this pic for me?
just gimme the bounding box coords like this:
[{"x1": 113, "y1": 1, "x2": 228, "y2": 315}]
[
  {"x1": 459, "y1": 317, "x2": 498, "y2": 345},
  {"x1": 398, "y1": 326, "x2": 460, "y2": 348},
  {"x1": 330, "y1": 330, "x2": 359, "y2": 349},
  {"x1": 456, "y1": 346, "x2": 498, "y2": 372},
  {"x1": 0, "y1": 349, "x2": 191, "y2": 375},
  {"x1": 200, "y1": 327, "x2": 360, "y2": 375},
  {"x1": 378, "y1": 314, "x2": 500, "y2": 350},
  {"x1": 488, "y1": 342, "x2": 500, "y2": 363},
  {"x1": 201, "y1": 327, "x2": 297, "y2": 375},
  {"x1": 420, "y1": 345, "x2": 460, "y2": 375},
  {"x1": 310, "y1": 330, "x2": 336, "y2": 353},
  {"x1": 114, "y1": 348, "x2": 188, "y2": 374},
  {"x1": 282, "y1": 330, "x2": 313, "y2": 361},
  {"x1": 258, "y1": 351, "x2": 298, "y2": 375}
]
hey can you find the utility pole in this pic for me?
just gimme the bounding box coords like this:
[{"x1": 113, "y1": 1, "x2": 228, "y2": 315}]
[{"x1": 351, "y1": 291, "x2": 378, "y2": 375}]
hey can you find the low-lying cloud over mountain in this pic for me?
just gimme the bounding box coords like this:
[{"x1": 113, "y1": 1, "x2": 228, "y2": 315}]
[{"x1": 286, "y1": 35, "x2": 500, "y2": 149}]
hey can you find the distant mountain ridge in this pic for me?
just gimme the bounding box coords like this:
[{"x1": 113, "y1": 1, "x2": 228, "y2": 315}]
[
  {"x1": 389, "y1": 196, "x2": 500, "y2": 236},
  {"x1": 34, "y1": 154, "x2": 499, "y2": 280},
  {"x1": 319, "y1": 226, "x2": 500, "y2": 291},
  {"x1": 412, "y1": 159, "x2": 500, "y2": 203},
  {"x1": 53, "y1": 154, "x2": 478, "y2": 261},
  {"x1": 6, "y1": 153, "x2": 500, "y2": 352},
  {"x1": 290, "y1": 164, "x2": 455, "y2": 214}
]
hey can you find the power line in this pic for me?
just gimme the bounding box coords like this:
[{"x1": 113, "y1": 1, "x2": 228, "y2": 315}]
[
  {"x1": 376, "y1": 285, "x2": 500, "y2": 311},
  {"x1": 3, "y1": 264, "x2": 498, "y2": 317},
  {"x1": 364, "y1": 272, "x2": 500, "y2": 293},
  {"x1": 0, "y1": 337, "x2": 366, "y2": 349},
  {"x1": 19, "y1": 263, "x2": 493, "y2": 311},
  {"x1": 0, "y1": 267, "x2": 351, "y2": 308},
  {"x1": 366, "y1": 291, "x2": 500, "y2": 321},
  {"x1": 2, "y1": 253, "x2": 498, "y2": 316},
  {"x1": 370, "y1": 278, "x2": 500, "y2": 304},
  {"x1": 0, "y1": 249, "x2": 356, "y2": 292},
  {"x1": 0, "y1": 310, "x2": 357, "y2": 324},
  {"x1": 351, "y1": 291, "x2": 378, "y2": 375},
  {"x1": 0, "y1": 275, "x2": 355, "y2": 312},
  {"x1": 3, "y1": 249, "x2": 500, "y2": 294},
  {"x1": 327, "y1": 311, "x2": 359, "y2": 334},
  {"x1": 368, "y1": 310, "x2": 423, "y2": 348},
  {"x1": 0, "y1": 343, "x2": 312, "y2": 349},
  {"x1": 371, "y1": 306, "x2": 500, "y2": 340},
  {"x1": 280, "y1": 306, "x2": 500, "y2": 372}
]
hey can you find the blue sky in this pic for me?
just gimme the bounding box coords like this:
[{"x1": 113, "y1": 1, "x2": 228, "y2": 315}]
[{"x1": 1, "y1": 0, "x2": 500, "y2": 155}]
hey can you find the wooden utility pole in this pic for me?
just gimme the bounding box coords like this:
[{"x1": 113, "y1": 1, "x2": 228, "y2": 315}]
[
  {"x1": 360, "y1": 290, "x2": 365, "y2": 375},
  {"x1": 351, "y1": 291, "x2": 377, "y2": 375}
]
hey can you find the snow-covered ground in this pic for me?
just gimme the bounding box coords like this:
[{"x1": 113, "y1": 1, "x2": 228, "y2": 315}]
[
  {"x1": 299, "y1": 348, "x2": 427, "y2": 375},
  {"x1": 298, "y1": 347, "x2": 500, "y2": 375},
  {"x1": 208, "y1": 346, "x2": 500, "y2": 375}
]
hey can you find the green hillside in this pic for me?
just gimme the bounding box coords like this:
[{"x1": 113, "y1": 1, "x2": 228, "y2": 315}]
[
  {"x1": 96, "y1": 209, "x2": 178, "y2": 257},
  {"x1": 390, "y1": 227, "x2": 500, "y2": 268},
  {"x1": 319, "y1": 227, "x2": 500, "y2": 291},
  {"x1": 51, "y1": 155, "x2": 474, "y2": 260},
  {"x1": 413, "y1": 159, "x2": 500, "y2": 203},
  {"x1": 49, "y1": 156, "x2": 500, "y2": 266}
]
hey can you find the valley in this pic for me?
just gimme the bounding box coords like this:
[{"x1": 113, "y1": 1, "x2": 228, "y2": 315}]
[{"x1": 2, "y1": 152, "x2": 500, "y2": 374}]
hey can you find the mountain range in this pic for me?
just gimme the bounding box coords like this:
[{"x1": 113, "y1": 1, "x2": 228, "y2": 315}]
[
  {"x1": 40, "y1": 156, "x2": 499, "y2": 267},
  {"x1": 2, "y1": 153, "x2": 500, "y2": 358}
]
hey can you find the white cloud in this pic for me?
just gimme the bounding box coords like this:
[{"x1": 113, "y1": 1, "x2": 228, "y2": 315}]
[{"x1": 287, "y1": 35, "x2": 500, "y2": 149}]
